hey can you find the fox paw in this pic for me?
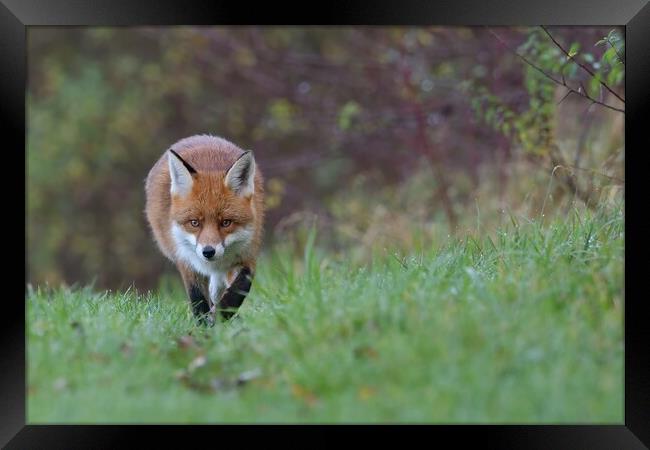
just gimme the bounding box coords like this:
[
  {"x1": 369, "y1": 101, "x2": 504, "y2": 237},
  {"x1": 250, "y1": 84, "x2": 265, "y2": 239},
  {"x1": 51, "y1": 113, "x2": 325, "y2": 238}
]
[{"x1": 218, "y1": 267, "x2": 253, "y2": 320}]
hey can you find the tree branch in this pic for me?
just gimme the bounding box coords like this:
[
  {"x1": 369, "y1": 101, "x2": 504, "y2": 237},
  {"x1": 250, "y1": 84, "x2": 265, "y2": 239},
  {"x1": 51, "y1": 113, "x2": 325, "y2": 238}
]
[
  {"x1": 487, "y1": 28, "x2": 625, "y2": 114},
  {"x1": 606, "y1": 36, "x2": 625, "y2": 65},
  {"x1": 540, "y1": 26, "x2": 625, "y2": 104}
]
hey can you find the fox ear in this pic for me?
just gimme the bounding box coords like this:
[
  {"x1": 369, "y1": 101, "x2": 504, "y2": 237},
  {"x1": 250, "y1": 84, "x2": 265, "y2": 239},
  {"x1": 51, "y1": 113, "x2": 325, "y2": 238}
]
[
  {"x1": 168, "y1": 149, "x2": 196, "y2": 197},
  {"x1": 224, "y1": 151, "x2": 255, "y2": 197}
]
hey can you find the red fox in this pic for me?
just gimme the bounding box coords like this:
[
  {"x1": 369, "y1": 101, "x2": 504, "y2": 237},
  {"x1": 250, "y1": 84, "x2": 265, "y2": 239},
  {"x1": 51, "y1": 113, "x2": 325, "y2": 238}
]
[{"x1": 145, "y1": 135, "x2": 264, "y2": 323}]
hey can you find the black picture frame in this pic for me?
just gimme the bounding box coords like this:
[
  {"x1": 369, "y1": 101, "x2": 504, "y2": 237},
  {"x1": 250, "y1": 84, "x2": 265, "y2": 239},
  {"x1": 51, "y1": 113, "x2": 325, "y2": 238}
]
[{"x1": 7, "y1": 0, "x2": 649, "y2": 447}]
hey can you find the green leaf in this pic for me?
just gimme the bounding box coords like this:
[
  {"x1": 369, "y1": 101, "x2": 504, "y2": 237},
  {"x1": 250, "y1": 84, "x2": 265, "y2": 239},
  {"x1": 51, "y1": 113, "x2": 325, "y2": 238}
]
[
  {"x1": 603, "y1": 47, "x2": 618, "y2": 66},
  {"x1": 606, "y1": 66, "x2": 624, "y2": 86},
  {"x1": 568, "y1": 42, "x2": 580, "y2": 58},
  {"x1": 608, "y1": 29, "x2": 620, "y2": 43},
  {"x1": 567, "y1": 64, "x2": 578, "y2": 79},
  {"x1": 337, "y1": 101, "x2": 361, "y2": 130}
]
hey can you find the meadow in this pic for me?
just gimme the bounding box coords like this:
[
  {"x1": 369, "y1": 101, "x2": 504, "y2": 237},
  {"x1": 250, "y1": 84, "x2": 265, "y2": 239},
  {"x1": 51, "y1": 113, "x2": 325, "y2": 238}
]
[{"x1": 27, "y1": 205, "x2": 623, "y2": 423}]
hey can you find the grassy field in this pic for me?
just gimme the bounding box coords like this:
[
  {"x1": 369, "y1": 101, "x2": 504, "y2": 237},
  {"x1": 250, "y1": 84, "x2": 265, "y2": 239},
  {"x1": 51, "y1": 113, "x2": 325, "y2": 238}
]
[{"x1": 27, "y1": 206, "x2": 624, "y2": 423}]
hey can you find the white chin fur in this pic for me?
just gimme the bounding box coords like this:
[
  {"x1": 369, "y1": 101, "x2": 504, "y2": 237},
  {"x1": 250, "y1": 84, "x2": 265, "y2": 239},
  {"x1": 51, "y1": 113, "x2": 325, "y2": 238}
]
[
  {"x1": 171, "y1": 222, "x2": 254, "y2": 277},
  {"x1": 171, "y1": 223, "x2": 212, "y2": 276}
]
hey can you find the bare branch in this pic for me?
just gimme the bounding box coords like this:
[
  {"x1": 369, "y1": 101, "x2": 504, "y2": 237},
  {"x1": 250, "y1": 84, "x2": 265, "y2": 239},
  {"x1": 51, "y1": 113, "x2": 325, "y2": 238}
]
[
  {"x1": 487, "y1": 28, "x2": 563, "y2": 85},
  {"x1": 540, "y1": 26, "x2": 625, "y2": 104},
  {"x1": 487, "y1": 28, "x2": 625, "y2": 114},
  {"x1": 556, "y1": 90, "x2": 573, "y2": 105}
]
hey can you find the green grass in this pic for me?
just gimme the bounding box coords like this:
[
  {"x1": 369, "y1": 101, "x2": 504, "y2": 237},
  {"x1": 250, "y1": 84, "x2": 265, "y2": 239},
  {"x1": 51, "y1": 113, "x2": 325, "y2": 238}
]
[{"x1": 27, "y1": 206, "x2": 624, "y2": 423}]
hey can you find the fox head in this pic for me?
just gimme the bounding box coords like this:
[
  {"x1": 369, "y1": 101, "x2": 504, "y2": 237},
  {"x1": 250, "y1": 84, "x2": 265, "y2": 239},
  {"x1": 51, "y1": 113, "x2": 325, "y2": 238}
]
[{"x1": 167, "y1": 149, "x2": 257, "y2": 273}]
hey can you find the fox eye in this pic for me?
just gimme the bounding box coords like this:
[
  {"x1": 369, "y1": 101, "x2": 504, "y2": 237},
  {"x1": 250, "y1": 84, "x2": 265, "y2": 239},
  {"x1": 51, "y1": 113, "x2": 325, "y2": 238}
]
[
  {"x1": 221, "y1": 219, "x2": 232, "y2": 228},
  {"x1": 189, "y1": 219, "x2": 200, "y2": 228}
]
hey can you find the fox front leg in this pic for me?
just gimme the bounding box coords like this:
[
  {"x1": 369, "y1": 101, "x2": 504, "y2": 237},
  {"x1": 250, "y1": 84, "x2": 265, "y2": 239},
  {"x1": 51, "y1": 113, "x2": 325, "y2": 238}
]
[
  {"x1": 177, "y1": 263, "x2": 213, "y2": 326},
  {"x1": 217, "y1": 266, "x2": 253, "y2": 320}
]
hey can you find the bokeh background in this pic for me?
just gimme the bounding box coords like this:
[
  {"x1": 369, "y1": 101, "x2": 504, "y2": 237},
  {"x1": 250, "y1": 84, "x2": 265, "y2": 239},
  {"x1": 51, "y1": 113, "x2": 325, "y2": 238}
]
[{"x1": 27, "y1": 26, "x2": 624, "y2": 291}]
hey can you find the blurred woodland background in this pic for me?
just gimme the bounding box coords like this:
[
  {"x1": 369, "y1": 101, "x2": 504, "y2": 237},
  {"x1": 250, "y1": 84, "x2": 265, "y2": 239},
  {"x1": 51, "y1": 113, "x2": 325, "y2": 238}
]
[{"x1": 27, "y1": 26, "x2": 624, "y2": 291}]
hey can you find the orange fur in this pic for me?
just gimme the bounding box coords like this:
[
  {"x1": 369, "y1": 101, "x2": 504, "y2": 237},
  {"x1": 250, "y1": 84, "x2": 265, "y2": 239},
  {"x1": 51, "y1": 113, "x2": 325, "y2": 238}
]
[{"x1": 144, "y1": 135, "x2": 264, "y2": 317}]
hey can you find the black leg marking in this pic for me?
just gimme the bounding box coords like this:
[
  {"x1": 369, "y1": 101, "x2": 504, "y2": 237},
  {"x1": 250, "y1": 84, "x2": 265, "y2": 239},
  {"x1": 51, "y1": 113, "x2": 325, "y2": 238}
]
[
  {"x1": 189, "y1": 284, "x2": 211, "y2": 325},
  {"x1": 218, "y1": 267, "x2": 252, "y2": 320}
]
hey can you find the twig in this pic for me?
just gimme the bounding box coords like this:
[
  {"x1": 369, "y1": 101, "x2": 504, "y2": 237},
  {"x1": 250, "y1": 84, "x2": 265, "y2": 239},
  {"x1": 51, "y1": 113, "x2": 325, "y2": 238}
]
[
  {"x1": 540, "y1": 26, "x2": 625, "y2": 104},
  {"x1": 486, "y1": 28, "x2": 625, "y2": 114},
  {"x1": 556, "y1": 90, "x2": 573, "y2": 105}
]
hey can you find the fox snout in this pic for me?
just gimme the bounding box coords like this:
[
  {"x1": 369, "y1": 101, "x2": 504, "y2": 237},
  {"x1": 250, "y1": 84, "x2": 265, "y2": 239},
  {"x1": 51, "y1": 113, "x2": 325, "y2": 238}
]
[
  {"x1": 197, "y1": 242, "x2": 225, "y2": 261},
  {"x1": 202, "y1": 246, "x2": 216, "y2": 259}
]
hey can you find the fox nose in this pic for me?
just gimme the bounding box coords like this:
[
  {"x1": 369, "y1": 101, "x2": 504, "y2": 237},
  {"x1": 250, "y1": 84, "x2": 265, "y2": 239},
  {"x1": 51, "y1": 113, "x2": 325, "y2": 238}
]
[{"x1": 202, "y1": 246, "x2": 216, "y2": 259}]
